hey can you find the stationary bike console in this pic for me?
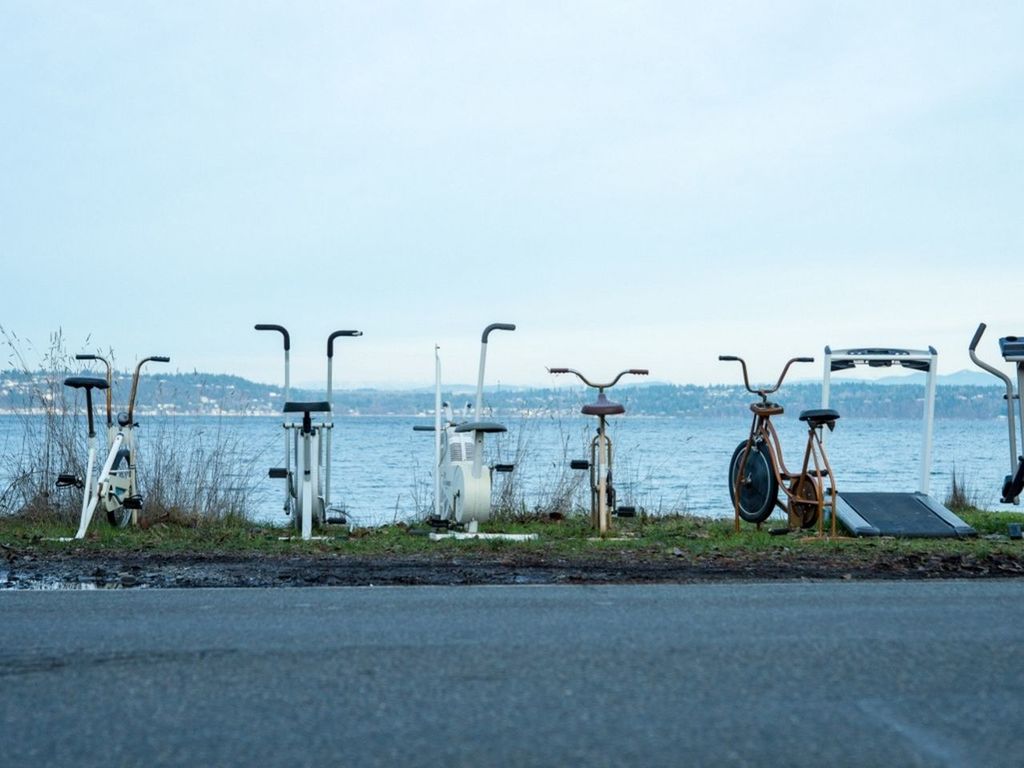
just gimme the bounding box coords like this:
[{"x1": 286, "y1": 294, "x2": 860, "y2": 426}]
[{"x1": 999, "y1": 336, "x2": 1024, "y2": 362}]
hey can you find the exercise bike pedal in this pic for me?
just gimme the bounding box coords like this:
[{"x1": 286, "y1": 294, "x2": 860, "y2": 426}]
[
  {"x1": 55, "y1": 473, "x2": 84, "y2": 489},
  {"x1": 268, "y1": 467, "x2": 289, "y2": 479},
  {"x1": 492, "y1": 463, "x2": 515, "y2": 473},
  {"x1": 614, "y1": 505, "x2": 637, "y2": 518},
  {"x1": 325, "y1": 505, "x2": 348, "y2": 525},
  {"x1": 569, "y1": 460, "x2": 591, "y2": 471},
  {"x1": 123, "y1": 496, "x2": 144, "y2": 510}
]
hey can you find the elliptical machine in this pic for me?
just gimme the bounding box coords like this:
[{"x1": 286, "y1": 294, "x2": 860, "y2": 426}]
[{"x1": 969, "y1": 323, "x2": 1024, "y2": 504}]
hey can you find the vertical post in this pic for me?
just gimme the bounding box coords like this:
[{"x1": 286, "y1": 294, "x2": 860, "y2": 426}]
[
  {"x1": 256, "y1": 325, "x2": 292, "y2": 512},
  {"x1": 434, "y1": 345, "x2": 442, "y2": 521},
  {"x1": 821, "y1": 347, "x2": 833, "y2": 408},
  {"x1": 920, "y1": 347, "x2": 938, "y2": 496},
  {"x1": 325, "y1": 340, "x2": 334, "y2": 509},
  {"x1": 1017, "y1": 364, "x2": 1024, "y2": 460},
  {"x1": 597, "y1": 418, "x2": 609, "y2": 535},
  {"x1": 475, "y1": 338, "x2": 488, "y2": 421},
  {"x1": 325, "y1": 331, "x2": 362, "y2": 512}
]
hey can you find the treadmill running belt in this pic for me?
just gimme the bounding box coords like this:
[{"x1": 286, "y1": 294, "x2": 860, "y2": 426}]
[{"x1": 839, "y1": 492, "x2": 958, "y2": 537}]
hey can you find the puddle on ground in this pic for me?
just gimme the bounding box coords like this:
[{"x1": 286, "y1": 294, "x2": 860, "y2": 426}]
[{"x1": 0, "y1": 571, "x2": 131, "y2": 590}]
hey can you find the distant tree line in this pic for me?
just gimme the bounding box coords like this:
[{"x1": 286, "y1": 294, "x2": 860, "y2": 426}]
[{"x1": 0, "y1": 370, "x2": 1008, "y2": 419}]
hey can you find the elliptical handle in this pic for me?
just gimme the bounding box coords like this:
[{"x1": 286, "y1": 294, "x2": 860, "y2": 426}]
[
  {"x1": 482, "y1": 323, "x2": 516, "y2": 343},
  {"x1": 794, "y1": 357, "x2": 814, "y2": 364},
  {"x1": 969, "y1": 323, "x2": 987, "y2": 352},
  {"x1": 255, "y1": 324, "x2": 290, "y2": 351},
  {"x1": 76, "y1": 354, "x2": 97, "y2": 361},
  {"x1": 151, "y1": 356, "x2": 170, "y2": 363},
  {"x1": 328, "y1": 330, "x2": 363, "y2": 358},
  {"x1": 548, "y1": 367, "x2": 570, "y2": 374}
]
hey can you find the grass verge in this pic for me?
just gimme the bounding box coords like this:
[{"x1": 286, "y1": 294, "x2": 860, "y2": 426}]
[{"x1": 2, "y1": 507, "x2": 1023, "y2": 562}]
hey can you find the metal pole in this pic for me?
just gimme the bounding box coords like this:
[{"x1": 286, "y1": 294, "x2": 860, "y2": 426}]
[
  {"x1": 920, "y1": 347, "x2": 938, "y2": 495},
  {"x1": 434, "y1": 345, "x2": 442, "y2": 521},
  {"x1": 1017, "y1": 364, "x2": 1024, "y2": 460}
]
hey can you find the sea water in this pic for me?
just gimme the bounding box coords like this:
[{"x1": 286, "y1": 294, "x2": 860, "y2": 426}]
[{"x1": 0, "y1": 413, "x2": 1013, "y2": 527}]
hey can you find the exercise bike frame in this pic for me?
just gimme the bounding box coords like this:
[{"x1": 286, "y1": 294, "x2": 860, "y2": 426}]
[
  {"x1": 61, "y1": 353, "x2": 169, "y2": 539},
  {"x1": 720, "y1": 355, "x2": 837, "y2": 535},
  {"x1": 548, "y1": 367, "x2": 648, "y2": 534}
]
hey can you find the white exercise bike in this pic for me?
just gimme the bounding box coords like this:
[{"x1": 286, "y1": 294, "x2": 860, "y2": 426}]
[
  {"x1": 57, "y1": 353, "x2": 170, "y2": 539},
  {"x1": 256, "y1": 324, "x2": 362, "y2": 539},
  {"x1": 415, "y1": 323, "x2": 516, "y2": 526}
]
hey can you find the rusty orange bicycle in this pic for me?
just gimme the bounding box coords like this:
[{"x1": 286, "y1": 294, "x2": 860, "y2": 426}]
[{"x1": 719, "y1": 355, "x2": 838, "y2": 535}]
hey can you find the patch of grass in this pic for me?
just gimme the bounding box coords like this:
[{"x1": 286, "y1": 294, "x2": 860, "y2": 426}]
[{"x1": 955, "y1": 506, "x2": 1024, "y2": 535}]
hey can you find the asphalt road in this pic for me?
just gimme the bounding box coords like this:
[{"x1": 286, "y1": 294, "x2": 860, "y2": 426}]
[{"x1": 1, "y1": 581, "x2": 1021, "y2": 767}]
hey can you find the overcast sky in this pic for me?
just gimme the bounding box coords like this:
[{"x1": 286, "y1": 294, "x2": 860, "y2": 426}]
[{"x1": 2, "y1": 2, "x2": 1021, "y2": 390}]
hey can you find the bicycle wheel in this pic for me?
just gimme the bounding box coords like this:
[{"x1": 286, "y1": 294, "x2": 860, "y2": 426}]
[
  {"x1": 105, "y1": 448, "x2": 133, "y2": 528},
  {"x1": 788, "y1": 474, "x2": 819, "y2": 529},
  {"x1": 728, "y1": 440, "x2": 778, "y2": 523}
]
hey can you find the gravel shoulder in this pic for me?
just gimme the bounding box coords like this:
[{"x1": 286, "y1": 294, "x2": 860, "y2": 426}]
[{"x1": 4, "y1": 545, "x2": 1024, "y2": 589}]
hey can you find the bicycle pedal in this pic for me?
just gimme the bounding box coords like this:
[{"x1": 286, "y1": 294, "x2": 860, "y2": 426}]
[
  {"x1": 268, "y1": 467, "x2": 288, "y2": 479},
  {"x1": 615, "y1": 506, "x2": 637, "y2": 517},
  {"x1": 55, "y1": 473, "x2": 84, "y2": 489},
  {"x1": 326, "y1": 515, "x2": 348, "y2": 525},
  {"x1": 123, "y1": 496, "x2": 144, "y2": 510},
  {"x1": 569, "y1": 460, "x2": 590, "y2": 470},
  {"x1": 492, "y1": 463, "x2": 515, "y2": 473}
]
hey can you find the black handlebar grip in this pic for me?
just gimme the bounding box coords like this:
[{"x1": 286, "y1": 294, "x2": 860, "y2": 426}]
[
  {"x1": 482, "y1": 323, "x2": 516, "y2": 342},
  {"x1": 255, "y1": 324, "x2": 290, "y2": 351},
  {"x1": 719, "y1": 355, "x2": 738, "y2": 361},
  {"x1": 795, "y1": 357, "x2": 814, "y2": 363},
  {"x1": 76, "y1": 354, "x2": 97, "y2": 360},
  {"x1": 548, "y1": 367, "x2": 569, "y2": 374},
  {"x1": 969, "y1": 323, "x2": 987, "y2": 351},
  {"x1": 152, "y1": 356, "x2": 170, "y2": 363},
  {"x1": 629, "y1": 368, "x2": 649, "y2": 375},
  {"x1": 328, "y1": 330, "x2": 363, "y2": 358}
]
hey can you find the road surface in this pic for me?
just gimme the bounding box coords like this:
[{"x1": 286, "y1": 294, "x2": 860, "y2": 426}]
[{"x1": 1, "y1": 581, "x2": 1021, "y2": 766}]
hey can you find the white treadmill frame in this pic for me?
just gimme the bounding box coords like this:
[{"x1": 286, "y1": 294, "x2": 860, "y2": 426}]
[{"x1": 822, "y1": 346, "x2": 938, "y2": 495}]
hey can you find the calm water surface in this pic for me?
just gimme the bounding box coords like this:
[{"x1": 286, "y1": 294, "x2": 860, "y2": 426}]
[{"x1": 0, "y1": 413, "x2": 1014, "y2": 526}]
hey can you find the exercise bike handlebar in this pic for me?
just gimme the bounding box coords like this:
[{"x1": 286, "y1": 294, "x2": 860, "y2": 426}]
[
  {"x1": 127, "y1": 355, "x2": 170, "y2": 426},
  {"x1": 482, "y1": 323, "x2": 516, "y2": 343},
  {"x1": 547, "y1": 367, "x2": 649, "y2": 390},
  {"x1": 255, "y1": 324, "x2": 291, "y2": 351},
  {"x1": 719, "y1": 355, "x2": 813, "y2": 398},
  {"x1": 328, "y1": 330, "x2": 363, "y2": 358}
]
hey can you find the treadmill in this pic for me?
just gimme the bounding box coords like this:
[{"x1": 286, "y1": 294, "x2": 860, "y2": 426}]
[{"x1": 822, "y1": 346, "x2": 976, "y2": 538}]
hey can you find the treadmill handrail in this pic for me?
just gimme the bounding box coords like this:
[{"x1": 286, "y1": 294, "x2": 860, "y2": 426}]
[{"x1": 823, "y1": 343, "x2": 938, "y2": 495}]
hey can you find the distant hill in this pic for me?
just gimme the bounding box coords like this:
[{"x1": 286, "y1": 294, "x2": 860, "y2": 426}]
[{"x1": 0, "y1": 368, "x2": 1007, "y2": 419}]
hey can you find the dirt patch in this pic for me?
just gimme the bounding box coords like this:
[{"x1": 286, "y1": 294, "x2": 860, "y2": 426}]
[{"x1": 4, "y1": 546, "x2": 1024, "y2": 589}]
